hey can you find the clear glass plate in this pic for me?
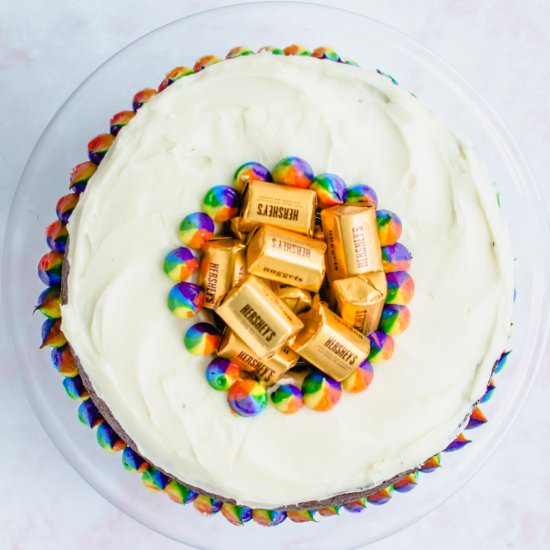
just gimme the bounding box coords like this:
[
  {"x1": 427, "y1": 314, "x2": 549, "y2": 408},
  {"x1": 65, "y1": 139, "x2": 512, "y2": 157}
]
[{"x1": 3, "y1": 2, "x2": 549, "y2": 548}]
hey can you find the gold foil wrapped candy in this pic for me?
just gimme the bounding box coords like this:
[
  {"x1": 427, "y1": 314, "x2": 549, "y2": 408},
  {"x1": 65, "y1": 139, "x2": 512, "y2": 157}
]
[
  {"x1": 217, "y1": 329, "x2": 299, "y2": 385},
  {"x1": 332, "y1": 271, "x2": 387, "y2": 334},
  {"x1": 275, "y1": 285, "x2": 313, "y2": 314},
  {"x1": 246, "y1": 225, "x2": 327, "y2": 292},
  {"x1": 321, "y1": 204, "x2": 382, "y2": 281},
  {"x1": 216, "y1": 275, "x2": 303, "y2": 358},
  {"x1": 228, "y1": 216, "x2": 247, "y2": 241},
  {"x1": 231, "y1": 246, "x2": 247, "y2": 287},
  {"x1": 198, "y1": 238, "x2": 246, "y2": 308},
  {"x1": 290, "y1": 299, "x2": 371, "y2": 381},
  {"x1": 240, "y1": 180, "x2": 317, "y2": 236}
]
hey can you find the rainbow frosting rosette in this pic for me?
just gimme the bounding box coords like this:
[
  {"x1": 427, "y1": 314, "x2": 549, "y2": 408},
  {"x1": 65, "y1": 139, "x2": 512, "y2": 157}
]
[
  {"x1": 167, "y1": 282, "x2": 204, "y2": 319},
  {"x1": 202, "y1": 185, "x2": 241, "y2": 222},
  {"x1": 271, "y1": 383, "x2": 303, "y2": 414},
  {"x1": 342, "y1": 360, "x2": 374, "y2": 393},
  {"x1": 385, "y1": 271, "x2": 415, "y2": 305},
  {"x1": 163, "y1": 247, "x2": 198, "y2": 282},
  {"x1": 227, "y1": 379, "x2": 268, "y2": 417},
  {"x1": 272, "y1": 156, "x2": 314, "y2": 189},
  {"x1": 302, "y1": 372, "x2": 342, "y2": 411},
  {"x1": 184, "y1": 322, "x2": 220, "y2": 355},
  {"x1": 310, "y1": 173, "x2": 347, "y2": 208},
  {"x1": 232, "y1": 161, "x2": 272, "y2": 191},
  {"x1": 178, "y1": 212, "x2": 215, "y2": 249},
  {"x1": 382, "y1": 243, "x2": 412, "y2": 273},
  {"x1": 345, "y1": 183, "x2": 378, "y2": 207},
  {"x1": 376, "y1": 209, "x2": 402, "y2": 246},
  {"x1": 205, "y1": 357, "x2": 240, "y2": 391}
]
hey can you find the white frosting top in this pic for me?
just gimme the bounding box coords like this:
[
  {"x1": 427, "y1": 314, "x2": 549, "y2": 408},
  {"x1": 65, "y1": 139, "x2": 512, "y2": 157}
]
[{"x1": 62, "y1": 53, "x2": 514, "y2": 508}]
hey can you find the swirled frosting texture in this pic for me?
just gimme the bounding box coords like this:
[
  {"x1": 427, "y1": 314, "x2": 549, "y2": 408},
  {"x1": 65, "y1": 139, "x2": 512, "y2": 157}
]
[{"x1": 62, "y1": 54, "x2": 513, "y2": 508}]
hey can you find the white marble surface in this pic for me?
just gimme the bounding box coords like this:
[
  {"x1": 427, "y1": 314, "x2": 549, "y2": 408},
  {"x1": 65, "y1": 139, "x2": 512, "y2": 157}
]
[{"x1": 1, "y1": 0, "x2": 550, "y2": 548}]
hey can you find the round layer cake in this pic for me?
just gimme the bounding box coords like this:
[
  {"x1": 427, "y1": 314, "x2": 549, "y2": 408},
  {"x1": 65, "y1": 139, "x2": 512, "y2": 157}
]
[{"x1": 61, "y1": 52, "x2": 514, "y2": 509}]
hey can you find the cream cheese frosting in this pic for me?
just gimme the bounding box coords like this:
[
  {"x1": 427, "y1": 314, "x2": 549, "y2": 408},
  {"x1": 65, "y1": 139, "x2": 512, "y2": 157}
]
[{"x1": 62, "y1": 53, "x2": 514, "y2": 508}]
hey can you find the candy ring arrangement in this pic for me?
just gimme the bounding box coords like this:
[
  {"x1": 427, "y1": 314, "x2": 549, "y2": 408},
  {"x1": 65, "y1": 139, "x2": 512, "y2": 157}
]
[
  {"x1": 165, "y1": 156, "x2": 414, "y2": 417},
  {"x1": 35, "y1": 44, "x2": 509, "y2": 526}
]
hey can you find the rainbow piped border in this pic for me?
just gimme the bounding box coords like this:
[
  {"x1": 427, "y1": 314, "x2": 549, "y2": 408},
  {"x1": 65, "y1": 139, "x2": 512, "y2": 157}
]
[{"x1": 36, "y1": 44, "x2": 510, "y2": 526}]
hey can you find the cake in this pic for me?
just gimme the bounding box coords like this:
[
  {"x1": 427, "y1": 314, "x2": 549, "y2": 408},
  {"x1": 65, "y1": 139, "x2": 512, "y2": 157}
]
[{"x1": 37, "y1": 45, "x2": 514, "y2": 524}]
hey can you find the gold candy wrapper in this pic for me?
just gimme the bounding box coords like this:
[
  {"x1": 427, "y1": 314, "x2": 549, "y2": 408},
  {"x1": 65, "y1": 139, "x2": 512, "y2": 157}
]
[
  {"x1": 332, "y1": 271, "x2": 387, "y2": 334},
  {"x1": 232, "y1": 246, "x2": 247, "y2": 287},
  {"x1": 314, "y1": 227, "x2": 326, "y2": 241},
  {"x1": 198, "y1": 238, "x2": 246, "y2": 308},
  {"x1": 247, "y1": 225, "x2": 327, "y2": 292},
  {"x1": 290, "y1": 300, "x2": 370, "y2": 381},
  {"x1": 258, "y1": 344, "x2": 299, "y2": 385},
  {"x1": 319, "y1": 276, "x2": 335, "y2": 309},
  {"x1": 229, "y1": 217, "x2": 247, "y2": 241},
  {"x1": 240, "y1": 180, "x2": 317, "y2": 236},
  {"x1": 276, "y1": 285, "x2": 313, "y2": 314},
  {"x1": 217, "y1": 329, "x2": 298, "y2": 385},
  {"x1": 321, "y1": 204, "x2": 382, "y2": 281},
  {"x1": 217, "y1": 329, "x2": 254, "y2": 371},
  {"x1": 217, "y1": 275, "x2": 303, "y2": 358}
]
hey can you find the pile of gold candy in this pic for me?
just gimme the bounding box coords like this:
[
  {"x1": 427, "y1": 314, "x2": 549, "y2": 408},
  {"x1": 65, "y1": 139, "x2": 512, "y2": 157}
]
[{"x1": 171, "y1": 157, "x2": 413, "y2": 416}]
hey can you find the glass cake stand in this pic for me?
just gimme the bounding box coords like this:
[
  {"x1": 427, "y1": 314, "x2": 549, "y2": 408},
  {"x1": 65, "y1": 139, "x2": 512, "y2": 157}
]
[{"x1": 3, "y1": 2, "x2": 549, "y2": 548}]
